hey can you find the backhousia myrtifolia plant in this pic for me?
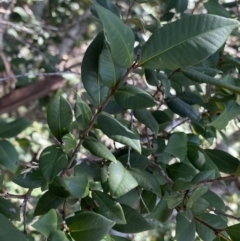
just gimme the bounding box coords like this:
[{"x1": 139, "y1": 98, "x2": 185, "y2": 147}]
[{"x1": 1, "y1": 0, "x2": 240, "y2": 241}]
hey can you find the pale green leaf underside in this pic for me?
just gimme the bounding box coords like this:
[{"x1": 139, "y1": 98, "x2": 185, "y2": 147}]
[{"x1": 140, "y1": 14, "x2": 239, "y2": 69}]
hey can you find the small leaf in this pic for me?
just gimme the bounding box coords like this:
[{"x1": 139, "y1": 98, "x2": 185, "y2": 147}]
[
  {"x1": 32, "y1": 209, "x2": 62, "y2": 237},
  {"x1": 81, "y1": 32, "x2": 109, "y2": 104},
  {"x1": 39, "y1": 145, "x2": 68, "y2": 182},
  {"x1": 94, "y1": 3, "x2": 134, "y2": 68},
  {"x1": 63, "y1": 176, "x2": 89, "y2": 198},
  {"x1": 62, "y1": 133, "x2": 77, "y2": 154},
  {"x1": 0, "y1": 140, "x2": 19, "y2": 173},
  {"x1": 0, "y1": 118, "x2": 31, "y2": 138},
  {"x1": 93, "y1": 191, "x2": 126, "y2": 224},
  {"x1": 205, "y1": 149, "x2": 240, "y2": 174},
  {"x1": 115, "y1": 85, "x2": 155, "y2": 109},
  {"x1": 83, "y1": 136, "x2": 117, "y2": 162},
  {"x1": 0, "y1": 198, "x2": 20, "y2": 221},
  {"x1": 34, "y1": 191, "x2": 64, "y2": 216},
  {"x1": 0, "y1": 214, "x2": 27, "y2": 241},
  {"x1": 108, "y1": 161, "x2": 138, "y2": 198},
  {"x1": 139, "y1": 15, "x2": 239, "y2": 69},
  {"x1": 13, "y1": 170, "x2": 44, "y2": 188},
  {"x1": 133, "y1": 109, "x2": 159, "y2": 137},
  {"x1": 97, "y1": 112, "x2": 141, "y2": 153},
  {"x1": 67, "y1": 212, "x2": 115, "y2": 241},
  {"x1": 47, "y1": 95, "x2": 73, "y2": 141},
  {"x1": 113, "y1": 204, "x2": 153, "y2": 233}
]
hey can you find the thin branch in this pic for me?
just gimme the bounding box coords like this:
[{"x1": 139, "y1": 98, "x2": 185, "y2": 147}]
[
  {"x1": 150, "y1": 161, "x2": 173, "y2": 186},
  {"x1": 127, "y1": 110, "x2": 134, "y2": 168},
  {"x1": 192, "y1": 0, "x2": 204, "y2": 14},
  {"x1": 61, "y1": 61, "x2": 139, "y2": 176},
  {"x1": 0, "y1": 192, "x2": 26, "y2": 199},
  {"x1": 137, "y1": 189, "x2": 150, "y2": 214},
  {"x1": 197, "y1": 174, "x2": 237, "y2": 185},
  {"x1": 163, "y1": 117, "x2": 189, "y2": 133},
  {"x1": 126, "y1": 0, "x2": 136, "y2": 19},
  {"x1": 208, "y1": 208, "x2": 240, "y2": 221}
]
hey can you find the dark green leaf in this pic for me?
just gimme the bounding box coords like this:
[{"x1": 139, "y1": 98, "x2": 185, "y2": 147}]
[
  {"x1": 139, "y1": 15, "x2": 238, "y2": 69},
  {"x1": 74, "y1": 162, "x2": 101, "y2": 181},
  {"x1": 202, "y1": 190, "x2": 226, "y2": 211},
  {"x1": 0, "y1": 118, "x2": 31, "y2": 138},
  {"x1": 39, "y1": 145, "x2": 68, "y2": 182},
  {"x1": 34, "y1": 191, "x2": 64, "y2": 216},
  {"x1": 81, "y1": 32, "x2": 108, "y2": 104},
  {"x1": 108, "y1": 161, "x2": 138, "y2": 198},
  {"x1": 83, "y1": 136, "x2": 117, "y2": 162},
  {"x1": 94, "y1": 3, "x2": 134, "y2": 68},
  {"x1": 92, "y1": 0, "x2": 120, "y2": 17},
  {"x1": 145, "y1": 69, "x2": 159, "y2": 86},
  {"x1": 0, "y1": 198, "x2": 20, "y2": 221},
  {"x1": 113, "y1": 204, "x2": 153, "y2": 233},
  {"x1": 97, "y1": 112, "x2": 141, "y2": 153},
  {"x1": 115, "y1": 85, "x2": 155, "y2": 110},
  {"x1": 186, "y1": 185, "x2": 209, "y2": 208},
  {"x1": 0, "y1": 140, "x2": 19, "y2": 173},
  {"x1": 48, "y1": 230, "x2": 69, "y2": 241},
  {"x1": 204, "y1": 1, "x2": 230, "y2": 18},
  {"x1": 118, "y1": 153, "x2": 149, "y2": 169},
  {"x1": 0, "y1": 214, "x2": 27, "y2": 241},
  {"x1": 93, "y1": 191, "x2": 126, "y2": 224},
  {"x1": 140, "y1": 191, "x2": 156, "y2": 214},
  {"x1": 47, "y1": 95, "x2": 73, "y2": 141},
  {"x1": 226, "y1": 223, "x2": 240, "y2": 241},
  {"x1": 166, "y1": 193, "x2": 184, "y2": 209},
  {"x1": 67, "y1": 212, "x2": 115, "y2": 241}
]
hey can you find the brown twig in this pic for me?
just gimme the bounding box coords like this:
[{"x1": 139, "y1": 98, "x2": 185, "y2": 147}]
[
  {"x1": 126, "y1": 0, "x2": 136, "y2": 19},
  {"x1": 208, "y1": 208, "x2": 240, "y2": 221},
  {"x1": 197, "y1": 174, "x2": 237, "y2": 186},
  {"x1": 192, "y1": 0, "x2": 204, "y2": 14}
]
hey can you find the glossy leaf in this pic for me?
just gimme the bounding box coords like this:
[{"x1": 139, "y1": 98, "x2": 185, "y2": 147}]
[
  {"x1": 32, "y1": 209, "x2": 62, "y2": 237},
  {"x1": 93, "y1": 191, "x2": 126, "y2": 224},
  {"x1": 0, "y1": 140, "x2": 19, "y2": 173},
  {"x1": 164, "y1": 133, "x2": 188, "y2": 161},
  {"x1": 113, "y1": 204, "x2": 153, "y2": 233},
  {"x1": 115, "y1": 85, "x2": 155, "y2": 109},
  {"x1": 108, "y1": 161, "x2": 138, "y2": 198},
  {"x1": 0, "y1": 118, "x2": 31, "y2": 138},
  {"x1": 97, "y1": 112, "x2": 141, "y2": 153},
  {"x1": 47, "y1": 95, "x2": 73, "y2": 141},
  {"x1": 94, "y1": 3, "x2": 134, "y2": 68},
  {"x1": 205, "y1": 149, "x2": 240, "y2": 174},
  {"x1": 74, "y1": 95, "x2": 92, "y2": 130},
  {"x1": 63, "y1": 176, "x2": 89, "y2": 198},
  {"x1": 81, "y1": 32, "x2": 109, "y2": 104},
  {"x1": 133, "y1": 109, "x2": 159, "y2": 137},
  {"x1": 139, "y1": 15, "x2": 239, "y2": 69},
  {"x1": 39, "y1": 145, "x2": 68, "y2": 182},
  {"x1": 34, "y1": 191, "x2": 65, "y2": 216},
  {"x1": 62, "y1": 133, "x2": 77, "y2": 154},
  {"x1": 0, "y1": 198, "x2": 20, "y2": 221},
  {"x1": 83, "y1": 136, "x2": 117, "y2": 162},
  {"x1": 0, "y1": 214, "x2": 27, "y2": 241},
  {"x1": 67, "y1": 212, "x2": 115, "y2": 241}
]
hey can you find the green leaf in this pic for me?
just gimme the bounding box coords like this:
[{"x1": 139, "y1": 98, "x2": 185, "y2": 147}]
[
  {"x1": 164, "y1": 133, "x2": 188, "y2": 161},
  {"x1": 67, "y1": 212, "x2": 115, "y2": 241},
  {"x1": 166, "y1": 96, "x2": 200, "y2": 122},
  {"x1": 81, "y1": 32, "x2": 108, "y2": 105},
  {"x1": 112, "y1": 236, "x2": 130, "y2": 241},
  {"x1": 144, "y1": 69, "x2": 159, "y2": 86},
  {"x1": 182, "y1": 68, "x2": 240, "y2": 94},
  {"x1": 48, "y1": 230, "x2": 69, "y2": 241},
  {"x1": 116, "y1": 189, "x2": 139, "y2": 207},
  {"x1": 129, "y1": 168, "x2": 161, "y2": 196},
  {"x1": 202, "y1": 190, "x2": 226, "y2": 211},
  {"x1": 205, "y1": 149, "x2": 240, "y2": 174},
  {"x1": 93, "y1": 0, "x2": 120, "y2": 17},
  {"x1": 166, "y1": 193, "x2": 184, "y2": 209},
  {"x1": 0, "y1": 198, "x2": 20, "y2": 221},
  {"x1": 34, "y1": 191, "x2": 65, "y2": 216},
  {"x1": 0, "y1": 140, "x2": 19, "y2": 173},
  {"x1": 74, "y1": 162, "x2": 101, "y2": 181},
  {"x1": 93, "y1": 191, "x2": 126, "y2": 224},
  {"x1": 39, "y1": 145, "x2": 68, "y2": 182},
  {"x1": 192, "y1": 170, "x2": 215, "y2": 184},
  {"x1": 186, "y1": 185, "x2": 209, "y2": 208},
  {"x1": 113, "y1": 204, "x2": 153, "y2": 233},
  {"x1": 176, "y1": 212, "x2": 195, "y2": 241},
  {"x1": 147, "y1": 194, "x2": 173, "y2": 223},
  {"x1": 49, "y1": 177, "x2": 70, "y2": 198},
  {"x1": 0, "y1": 214, "x2": 27, "y2": 241},
  {"x1": 97, "y1": 112, "x2": 141, "y2": 153},
  {"x1": 139, "y1": 15, "x2": 239, "y2": 69},
  {"x1": 176, "y1": 0, "x2": 188, "y2": 13},
  {"x1": 108, "y1": 161, "x2": 138, "y2": 198},
  {"x1": 63, "y1": 176, "x2": 89, "y2": 198},
  {"x1": 226, "y1": 223, "x2": 240, "y2": 241},
  {"x1": 62, "y1": 133, "x2": 77, "y2": 154},
  {"x1": 0, "y1": 118, "x2": 31, "y2": 138},
  {"x1": 94, "y1": 3, "x2": 134, "y2": 68},
  {"x1": 204, "y1": 1, "x2": 230, "y2": 18},
  {"x1": 47, "y1": 95, "x2": 73, "y2": 141},
  {"x1": 32, "y1": 209, "x2": 62, "y2": 237},
  {"x1": 83, "y1": 136, "x2": 117, "y2": 162},
  {"x1": 118, "y1": 153, "x2": 149, "y2": 169},
  {"x1": 140, "y1": 191, "x2": 156, "y2": 214},
  {"x1": 133, "y1": 109, "x2": 159, "y2": 137},
  {"x1": 191, "y1": 197, "x2": 209, "y2": 213},
  {"x1": 74, "y1": 95, "x2": 92, "y2": 130},
  {"x1": 114, "y1": 85, "x2": 155, "y2": 109}
]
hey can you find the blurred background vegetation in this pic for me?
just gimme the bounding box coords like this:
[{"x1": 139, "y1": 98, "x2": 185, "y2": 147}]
[{"x1": 1, "y1": 0, "x2": 240, "y2": 240}]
